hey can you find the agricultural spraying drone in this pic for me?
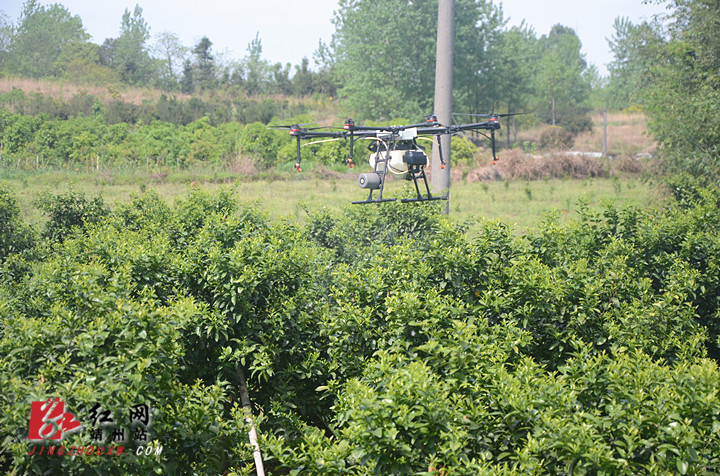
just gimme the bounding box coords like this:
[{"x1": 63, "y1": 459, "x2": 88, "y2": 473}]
[{"x1": 272, "y1": 113, "x2": 520, "y2": 204}]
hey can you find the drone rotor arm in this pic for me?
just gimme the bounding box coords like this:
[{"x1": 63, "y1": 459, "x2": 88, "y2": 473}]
[
  {"x1": 437, "y1": 135, "x2": 446, "y2": 168},
  {"x1": 294, "y1": 135, "x2": 302, "y2": 172},
  {"x1": 347, "y1": 131, "x2": 355, "y2": 167},
  {"x1": 491, "y1": 129, "x2": 499, "y2": 165},
  {"x1": 452, "y1": 122, "x2": 496, "y2": 132},
  {"x1": 300, "y1": 137, "x2": 344, "y2": 147},
  {"x1": 415, "y1": 126, "x2": 446, "y2": 136}
]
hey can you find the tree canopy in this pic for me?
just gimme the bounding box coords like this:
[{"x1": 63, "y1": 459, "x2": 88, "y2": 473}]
[
  {"x1": 6, "y1": 0, "x2": 88, "y2": 78},
  {"x1": 636, "y1": 0, "x2": 720, "y2": 178},
  {"x1": 534, "y1": 24, "x2": 592, "y2": 133},
  {"x1": 330, "y1": 0, "x2": 507, "y2": 118}
]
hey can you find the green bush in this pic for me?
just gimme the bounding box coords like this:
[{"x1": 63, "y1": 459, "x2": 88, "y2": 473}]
[
  {"x1": 35, "y1": 190, "x2": 109, "y2": 243},
  {"x1": 3, "y1": 186, "x2": 720, "y2": 474},
  {"x1": 0, "y1": 102, "x2": 308, "y2": 169},
  {"x1": 0, "y1": 186, "x2": 34, "y2": 262},
  {"x1": 238, "y1": 122, "x2": 285, "y2": 168},
  {"x1": 0, "y1": 110, "x2": 44, "y2": 159},
  {"x1": 451, "y1": 135, "x2": 481, "y2": 166}
]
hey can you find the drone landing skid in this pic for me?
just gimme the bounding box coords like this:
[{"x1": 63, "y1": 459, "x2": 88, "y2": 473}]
[
  {"x1": 401, "y1": 165, "x2": 447, "y2": 203},
  {"x1": 352, "y1": 162, "x2": 446, "y2": 204},
  {"x1": 352, "y1": 197, "x2": 398, "y2": 205},
  {"x1": 401, "y1": 195, "x2": 447, "y2": 203}
]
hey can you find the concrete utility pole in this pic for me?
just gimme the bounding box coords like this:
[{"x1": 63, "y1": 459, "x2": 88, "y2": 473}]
[{"x1": 431, "y1": 0, "x2": 455, "y2": 214}]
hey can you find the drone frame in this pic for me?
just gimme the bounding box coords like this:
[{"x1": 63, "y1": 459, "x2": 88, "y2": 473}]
[{"x1": 275, "y1": 113, "x2": 508, "y2": 204}]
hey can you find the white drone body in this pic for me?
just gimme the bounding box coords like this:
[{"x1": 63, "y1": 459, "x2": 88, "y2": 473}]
[{"x1": 367, "y1": 127, "x2": 424, "y2": 176}]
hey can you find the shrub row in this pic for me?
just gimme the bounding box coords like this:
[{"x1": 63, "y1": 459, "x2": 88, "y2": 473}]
[
  {"x1": 0, "y1": 109, "x2": 323, "y2": 169},
  {"x1": 0, "y1": 105, "x2": 504, "y2": 171},
  {"x1": 0, "y1": 87, "x2": 307, "y2": 128}
]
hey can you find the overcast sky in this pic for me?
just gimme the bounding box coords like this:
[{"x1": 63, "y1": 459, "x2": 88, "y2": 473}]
[{"x1": 2, "y1": 0, "x2": 668, "y2": 76}]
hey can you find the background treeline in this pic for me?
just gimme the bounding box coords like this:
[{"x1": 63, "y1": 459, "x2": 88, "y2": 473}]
[
  {"x1": 0, "y1": 1, "x2": 620, "y2": 142},
  {"x1": 0, "y1": 2, "x2": 338, "y2": 99},
  {"x1": 0, "y1": 0, "x2": 719, "y2": 177},
  {"x1": 1, "y1": 178, "x2": 720, "y2": 474},
  {"x1": 0, "y1": 0, "x2": 600, "y2": 129}
]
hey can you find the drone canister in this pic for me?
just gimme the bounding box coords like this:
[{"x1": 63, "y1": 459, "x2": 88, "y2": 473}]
[{"x1": 358, "y1": 172, "x2": 382, "y2": 190}]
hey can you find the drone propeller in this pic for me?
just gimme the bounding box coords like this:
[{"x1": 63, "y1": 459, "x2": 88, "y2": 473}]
[
  {"x1": 453, "y1": 112, "x2": 529, "y2": 119},
  {"x1": 499, "y1": 112, "x2": 531, "y2": 117},
  {"x1": 268, "y1": 122, "x2": 316, "y2": 129},
  {"x1": 445, "y1": 112, "x2": 530, "y2": 165}
]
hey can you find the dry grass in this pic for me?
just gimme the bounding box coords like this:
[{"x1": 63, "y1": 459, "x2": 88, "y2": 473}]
[
  {"x1": 438, "y1": 149, "x2": 657, "y2": 184},
  {"x1": 514, "y1": 111, "x2": 656, "y2": 157},
  {"x1": 230, "y1": 157, "x2": 260, "y2": 176},
  {"x1": 0, "y1": 76, "x2": 180, "y2": 105},
  {"x1": 0, "y1": 77, "x2": 334, "y2": 113},
  {"x1": 574, "y1": 111, "x2": 656, "y2": 157},
  {"x1": 494, "y1": 150, "x2": 608, "y2": 180},
  {"x1": 447, "y1": 149, "x2": 649, "y2": 184}
]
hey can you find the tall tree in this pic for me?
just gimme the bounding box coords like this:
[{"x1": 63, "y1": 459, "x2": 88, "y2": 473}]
[
  {"x1": 112, "y1": 4, "x2": 153, "y2": 85},
  {"x1": 270, "y1": 62, "x2": 292, "y2": 95},
  {"x1": 98, "y1": 37, "x2": 117, "y2": 70},
  {"x1": 493, "y1": 23, "x2": 538, "y2": 146},
  {"x1": 181, "y1": 58, "x2": 194, "y2": 94},
  {"x1": 243, "y1": 33, "x2": 269, "y2": 96},
  {"x1": 193, "y1": 36, "x2": 216, "y2": 91},
  {"x1": 312, "y1": 40, "x2": 339, "y2": 97},
  {"x1": 292, "y1": 57, "x2": 314, "y2": 96},
  {"x1": 451, "y1": 0, "x2": 505, "y2": 114},
  {"x1": 152, "y1": 31, "x2": 188, "y2": 91},
  {"x1": 605, "y1": 17, "x2": 645, "y2": 109},
  {"x1": 0, "y1": 11, "x2": 11, "y2": 71},
  {"x1": 534, "y1": 24, "x2": 592, "y2": 133},
  {"x1": 6, "y1": 0, "x2": 89, "y2": 78},
  {"x1": 331, "y1": 0, "x2": 504, "y2": 119},
  {"x1": 639, "y1": 0, "x2": 720, "y2": 177},
  {"x1": 219, "y1": 59, "x2": 245, "y2": 89},
  {"x1": 331, "y1": 0, "x2": 438, "y2": 118}
]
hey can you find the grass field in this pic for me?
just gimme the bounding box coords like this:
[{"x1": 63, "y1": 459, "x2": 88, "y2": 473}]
[
  {"x1": 0, "y1": 94, "x2": 666, "y2": 234},
  {"x1": 2, "y1": 164, "x2": 668, "y2": 234}
]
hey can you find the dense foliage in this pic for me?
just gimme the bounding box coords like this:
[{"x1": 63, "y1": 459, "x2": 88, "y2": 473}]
[
  {"x1": 2, "y1": 182, "x2": 720, "y2": 474},
  {"x1": 609, "y1": 0, "x2": 720, "y2": 179},
  {"x1": 1, "y1": 0, "x2": 720, "y2": 473},
  {"x1": 0, "y1": 104, "x2": 353, "y2": 169}
]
